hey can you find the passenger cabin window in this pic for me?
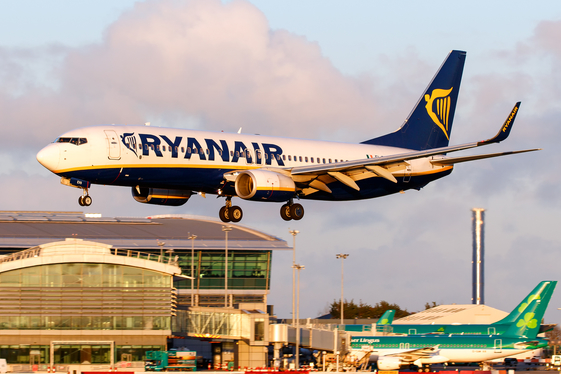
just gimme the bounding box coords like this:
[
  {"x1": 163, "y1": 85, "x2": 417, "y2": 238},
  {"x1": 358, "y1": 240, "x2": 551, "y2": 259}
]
[
  {"x1": 288, "y1": 155, "x2": 292, "y2": 161},
  {"x1": 310, "y1": 157, "x2": 314, "y2": 163},
  {"x1": 299, "y1": 156, "x2": 302, "y2": 162},
  {"x1": 283, "y1": 155, "x2": 286, "y2": 161},
  {"x1": 323, "y1": 158, "x2": 326, "y2": 163}
]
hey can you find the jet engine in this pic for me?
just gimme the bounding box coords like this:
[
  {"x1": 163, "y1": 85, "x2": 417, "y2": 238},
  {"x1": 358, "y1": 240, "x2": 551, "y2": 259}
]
[
  {"x1": 132, "y1": 187, "x2": 191, "y2": 206},
  {"x1": 376, "y1": 357, "x2": 403, "y2": 371},
  {"x1": 234, "y1": 170, "x2": 296, "y2": 202}
]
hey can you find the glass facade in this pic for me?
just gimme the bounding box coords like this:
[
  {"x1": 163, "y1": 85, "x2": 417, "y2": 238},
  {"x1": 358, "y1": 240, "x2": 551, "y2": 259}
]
[
  {"x1": 0, "y1": 263, "x2": 174, "y2": 330},
  {"x1": 175, "y1": 250, "x2": 271, "y2": 290},
  {"x1": 0, "y1": 344, "x2": 165, "y2": 364}
]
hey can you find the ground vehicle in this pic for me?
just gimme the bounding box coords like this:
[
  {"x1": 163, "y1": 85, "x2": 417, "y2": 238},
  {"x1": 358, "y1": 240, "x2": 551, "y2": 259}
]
[
  {"x1": 504, "y1": 358, "x2": 518, "y2": 367},
  {"x1": 145, "y1": 350, "x2": 197, "y2": 371},
  {"x1": 547, "y1": 355, "x2": 561, "y2": 370}
]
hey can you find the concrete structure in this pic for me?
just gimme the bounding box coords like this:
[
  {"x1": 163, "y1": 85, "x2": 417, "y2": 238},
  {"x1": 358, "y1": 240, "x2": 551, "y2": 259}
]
[{"x1": 393, "y1": 304, "x2": 507, "y2": 325}]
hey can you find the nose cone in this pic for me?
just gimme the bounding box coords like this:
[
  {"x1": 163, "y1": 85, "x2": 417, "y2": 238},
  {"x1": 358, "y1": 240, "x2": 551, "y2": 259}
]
[{"x1": 36, "y1": 143, "x2": 60, "y2": 171}]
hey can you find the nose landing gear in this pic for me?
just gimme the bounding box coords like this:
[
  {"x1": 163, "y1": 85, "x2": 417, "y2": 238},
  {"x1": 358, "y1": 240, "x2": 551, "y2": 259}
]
[{"x1": 78, "y1": 190, "x2": 92, "y2": 207}]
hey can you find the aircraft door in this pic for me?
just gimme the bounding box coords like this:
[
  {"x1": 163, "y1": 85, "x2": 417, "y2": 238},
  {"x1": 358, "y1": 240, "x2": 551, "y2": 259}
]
[
  {"x1": 408, "y1": 329, "x2": 417, "y2": 334},
  {"x1": 104, "y1": 130, "x2": 121, "y2": 160},
  {"x1": 488, "y1": 327, "x2": 496, "y2": 334},
  {"x1": 494, "y1": 339, "x2": 502, "y2": 353}
]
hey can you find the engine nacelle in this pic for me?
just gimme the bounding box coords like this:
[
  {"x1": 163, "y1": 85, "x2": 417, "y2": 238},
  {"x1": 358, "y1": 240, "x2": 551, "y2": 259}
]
[
  {"x1": 132, "y1": 187, "x2": 191, "y2": 206},
  {"x1": 234, "y1": 170, "x2": 296, "y2": 202},
  {"x1": 377, "y1": 356, "x2": 403, "y2": 371}
]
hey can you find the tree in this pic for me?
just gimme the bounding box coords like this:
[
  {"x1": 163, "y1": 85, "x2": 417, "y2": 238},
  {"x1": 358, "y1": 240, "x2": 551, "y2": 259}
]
[
  {"x1": 329, "y1": 299, "x2": 411, "y2": 319},
  {"x1": 546, "y1": 325, "x2": 561, "y2": 357},
  {"x1": 424, "y1": 301, "x2": 439, "y2": 310}
]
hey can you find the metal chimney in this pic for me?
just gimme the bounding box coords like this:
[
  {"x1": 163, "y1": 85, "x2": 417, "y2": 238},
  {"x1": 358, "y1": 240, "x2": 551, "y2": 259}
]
[{"x1": 472, "y1": 208, "x2": 485, "y2": 304}]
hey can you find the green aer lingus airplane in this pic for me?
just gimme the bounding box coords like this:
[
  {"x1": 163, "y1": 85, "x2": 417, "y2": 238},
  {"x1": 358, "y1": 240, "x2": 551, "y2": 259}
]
[
  {"x1": 350, "y1": 298, "x2": 549, "y2": 370},
  {"x1": 376, "y1": 280, "x2": 556, "y2": 335}
]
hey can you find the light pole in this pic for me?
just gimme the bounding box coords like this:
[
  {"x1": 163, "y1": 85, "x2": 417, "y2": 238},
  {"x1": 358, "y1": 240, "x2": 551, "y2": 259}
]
[
  {"x1": 222, "y1": 226, "x2": 232, "y2": 308},
  {"x1": 188, "y1": 233, "x2": 197, "y2": 307},
  {"x1": 336, "y1": 254, "x2": 349, "y2": 325},
  {"x1": 289, "y1": 230, "x2": 299, "y2": 325},
  {"x1": 157, "y1": 240, "x2": 166, "y2": 258},
  {"x1": 293, "y1": 263, "x2": 304, "y2": 369}
]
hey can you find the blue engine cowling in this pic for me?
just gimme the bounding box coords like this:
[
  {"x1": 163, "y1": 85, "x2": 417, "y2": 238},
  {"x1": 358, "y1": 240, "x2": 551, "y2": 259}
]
[
  {"x1": 132, "y1": 187, "x2": 192, "y2": 206},
  {"x1": 234, "y1": 170, "x2": 296, "y2": 202}
]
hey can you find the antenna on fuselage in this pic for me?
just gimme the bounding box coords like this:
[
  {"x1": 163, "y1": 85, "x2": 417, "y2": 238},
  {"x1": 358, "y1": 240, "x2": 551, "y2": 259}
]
[{"x1": 237, "y1": 127, "x2": 242, "y2": 134}]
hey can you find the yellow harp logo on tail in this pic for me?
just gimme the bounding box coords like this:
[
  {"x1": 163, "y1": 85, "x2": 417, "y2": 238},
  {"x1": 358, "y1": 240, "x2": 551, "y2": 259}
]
[{"x1": 424, "y1": 87, "x2": 453, "y2": 140}]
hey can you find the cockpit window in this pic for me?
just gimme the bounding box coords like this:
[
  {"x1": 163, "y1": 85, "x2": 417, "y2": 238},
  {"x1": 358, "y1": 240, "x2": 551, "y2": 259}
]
[{"x1": 55, "y1": 137, "x2": 88, "y2": 145}]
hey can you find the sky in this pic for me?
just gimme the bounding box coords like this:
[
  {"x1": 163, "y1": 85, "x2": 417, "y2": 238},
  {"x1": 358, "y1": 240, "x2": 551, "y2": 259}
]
[{"x1": 1, "y1": 0, "x2": 561, "y2": 323}]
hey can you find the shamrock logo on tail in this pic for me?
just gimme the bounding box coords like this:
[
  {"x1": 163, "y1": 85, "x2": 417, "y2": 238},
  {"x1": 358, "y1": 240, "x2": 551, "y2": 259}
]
[
  {"x1": 516, "y1": 312, "x2": 538, "y2": 329},
  {"x1": 518, "y1": 294, "x2": 541, "y2": 312}
]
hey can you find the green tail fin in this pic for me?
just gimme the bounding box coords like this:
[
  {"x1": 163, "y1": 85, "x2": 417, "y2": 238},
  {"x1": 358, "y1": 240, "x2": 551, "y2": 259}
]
[
  {"x1": 493, "y1": 281, "x2": 556, "y2": 325},
  {"x1": 503, "y1": 297, "x2": 548, "y2": 338},
  {"x1": 378, "y1": 310, "x2": 395, "y2": 325}
]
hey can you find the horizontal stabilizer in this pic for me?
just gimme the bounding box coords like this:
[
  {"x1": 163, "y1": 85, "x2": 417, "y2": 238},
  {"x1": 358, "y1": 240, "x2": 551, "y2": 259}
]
[{"x1": 430, "y1": 148, "x2": 540, "y2": 166}]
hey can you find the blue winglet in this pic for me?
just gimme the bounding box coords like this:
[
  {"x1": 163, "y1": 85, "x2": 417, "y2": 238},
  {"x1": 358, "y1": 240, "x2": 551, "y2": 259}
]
[{"x1": 478, "y1": 102, "x2": 521, "y2": 146}]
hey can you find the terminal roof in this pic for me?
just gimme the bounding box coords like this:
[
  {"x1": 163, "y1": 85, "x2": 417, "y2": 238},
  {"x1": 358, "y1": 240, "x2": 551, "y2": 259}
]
[{"x1": 0, "y1": 211, "x2": 290, "y2": 251}]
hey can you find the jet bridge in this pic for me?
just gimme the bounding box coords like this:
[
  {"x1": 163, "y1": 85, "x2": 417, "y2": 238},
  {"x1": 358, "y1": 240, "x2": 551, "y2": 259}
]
[{"x1": 269, "y1": 324, "x2": 349, "y2": 366}]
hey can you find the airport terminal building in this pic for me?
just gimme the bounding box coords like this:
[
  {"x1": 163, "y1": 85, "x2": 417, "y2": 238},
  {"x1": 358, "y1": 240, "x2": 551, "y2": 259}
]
[{"x1": 0, "y1": 211, "x2": 291, "y2": 370}]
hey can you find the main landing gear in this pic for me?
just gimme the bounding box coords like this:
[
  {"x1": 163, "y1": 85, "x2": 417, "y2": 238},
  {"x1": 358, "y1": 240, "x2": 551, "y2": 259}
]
[
  {"x1": 218, "y1": 197, "x2": 305, "y2": 223},
  {"x1": 78, "y1": 190, "x2": 92, "y2": 207},
  {"x1": 219, "y1": 197, "x2": 243, "y2": 223},
  {"x1": 280, "y1": 201, "x2": 304, "y2": 221}
]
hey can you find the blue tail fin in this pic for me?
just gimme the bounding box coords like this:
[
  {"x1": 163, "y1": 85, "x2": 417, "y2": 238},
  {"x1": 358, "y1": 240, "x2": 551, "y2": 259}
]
[
  {"x1": 493, "y1": 281, "x2": 556, "y2": 325},
  {"x1": 361, "y1": 50, "x2": 466, "y2": 150}
]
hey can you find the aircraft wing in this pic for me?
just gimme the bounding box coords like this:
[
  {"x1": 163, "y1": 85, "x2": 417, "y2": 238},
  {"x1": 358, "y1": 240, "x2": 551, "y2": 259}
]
[
  {"x1": 288, "y1": 102, "x2": 539, "y2": 193},
  {"x1": 429, "y1": 149, "x2": 540, "y2": 166},
  {"x1": 382, "y1": 345, "x2": 439, "y2": 362}
]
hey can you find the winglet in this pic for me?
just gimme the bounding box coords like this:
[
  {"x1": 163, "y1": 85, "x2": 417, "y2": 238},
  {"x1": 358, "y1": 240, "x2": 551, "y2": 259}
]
[{"x1": 478, "y1": 102, "x2": 521, "y2": 146}]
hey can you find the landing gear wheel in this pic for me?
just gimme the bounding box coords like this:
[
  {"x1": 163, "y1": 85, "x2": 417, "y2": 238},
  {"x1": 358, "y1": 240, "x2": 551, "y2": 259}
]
[
  {"x1": 82, "y1": 195, "x2": 92, "y2": 206},
  {"x1": 219, "y1": 206, "x2": 231, "y2": 222},
  {"x1": 229, "y1": 206, "x2": 243, "y2": 222},
  {"x1": 280, "y1": 204, "x2": 292, "y2": 221},
  {"x1": 78, "y1": 196, "x2": 85, "y2": 206},
  {"x1": 290, "y1": 203, "x2": 304, "y2": 220}
]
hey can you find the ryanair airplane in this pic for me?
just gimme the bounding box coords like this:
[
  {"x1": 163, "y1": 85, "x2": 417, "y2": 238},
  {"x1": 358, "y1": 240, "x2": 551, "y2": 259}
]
[{"x1": 36, "y1": 50, "x2": 539, "y2": 222}]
